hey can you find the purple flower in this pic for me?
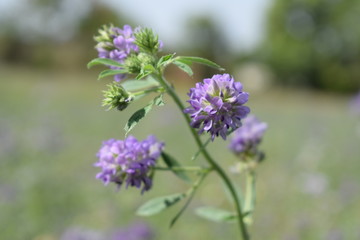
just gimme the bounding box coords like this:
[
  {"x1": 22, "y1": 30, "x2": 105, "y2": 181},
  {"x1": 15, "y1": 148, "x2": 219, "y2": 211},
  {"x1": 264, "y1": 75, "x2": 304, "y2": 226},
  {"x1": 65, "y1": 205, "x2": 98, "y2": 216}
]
[
  {"x1": 349, "y1": 91, "x2": 360, "y2": 116},
  {"x1": 94, "y1": 135, "x2": 164, "y2": 193},
  {"x1": 184, "y1": 74, "x2": 250, "y2": 140},
  {"x1": 95, "y1": 25, "x2": 139, "y2": 81},
  {"x1": 111, "y1": 222, "x2": 154, "y2": 240},
  {"x1": 229, "y1": 115, "x2": 267, "y2": 155}
]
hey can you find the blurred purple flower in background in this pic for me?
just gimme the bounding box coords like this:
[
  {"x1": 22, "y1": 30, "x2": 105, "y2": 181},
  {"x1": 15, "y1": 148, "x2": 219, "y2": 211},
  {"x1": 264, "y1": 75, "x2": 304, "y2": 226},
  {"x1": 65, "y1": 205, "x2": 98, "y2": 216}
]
[
  {"x1": 111, "y1": 222, "x2": 154, "y2": 240},
  {"x1": 299, "y1": 172, "x2": 328, "y2": 196},
  {"x1": 94, "y1": 135, "x2": 164, "y2": 193},
  {"x1": 229, "y1": 115, "x2": 267, "y2": 156},
  {"x1": 95, "y1": 25, "x2": 139, "y2": 81},
  {"x1": 185, "y1": 74, "x2": 250, "y2": 140},
  {"x1": 349, "y1": 91, "x2": 360, "y2": 116},
  {"x1": 60, "y1": 227, "x2": 104, "y2": 240}
]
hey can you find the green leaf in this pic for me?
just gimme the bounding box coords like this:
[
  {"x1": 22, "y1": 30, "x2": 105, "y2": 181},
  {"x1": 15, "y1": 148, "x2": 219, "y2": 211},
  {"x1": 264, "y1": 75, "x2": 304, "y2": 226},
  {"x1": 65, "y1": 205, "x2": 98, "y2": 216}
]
[
  {"x1": 143, "y1": 64, "x2": 156, "y2": 72},
  {"x1": 98, "y1": 69, "x2": 128, "y2": 80},
  {"x1": 157, "y1": 53, "x2": 176, "y2": 68},
  {"x1": 175, "y1": 56, "x2": 224, "y2": 71},
  {"x1": 195, "y1": 206, "x2": 237, "y2": 223},
  {"x1": 136, "y1": 193, "x2": 186, "y2": 216},
  {"x1": 124, "y1": 95, "x2": 164, "y2": 135},
  {"x1": 87, "y1": 58, "x2": 124, "y2": 69},
  {"x1": 173, "y1": 60, "x2": 193, "y2": 76},
  {"x1": 161, "y1": 152, "x2": 191, "y2": 183},
  {"x1": 121, "y1": 77, "x2": 159, "y2": 91},
  {"x1": 135, "y1": 71, "x2": 151, "y2": 80}
]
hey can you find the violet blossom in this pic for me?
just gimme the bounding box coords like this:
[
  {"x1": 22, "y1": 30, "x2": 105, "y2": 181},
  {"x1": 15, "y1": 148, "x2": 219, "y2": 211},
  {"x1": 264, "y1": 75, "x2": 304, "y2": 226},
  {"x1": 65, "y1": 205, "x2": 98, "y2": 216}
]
[
  {"x1": 229, "y1": 115, "x2": 267, "y2": 156},
  {"x1": 95, "y1": 25, "x2": 139, "y2": 81},
  {"x1": 94, "y1": 135, "x2": 164, "y2": 193},
  {"x1": 184, "y1": 74, "x2": 250, "y2": 140}
]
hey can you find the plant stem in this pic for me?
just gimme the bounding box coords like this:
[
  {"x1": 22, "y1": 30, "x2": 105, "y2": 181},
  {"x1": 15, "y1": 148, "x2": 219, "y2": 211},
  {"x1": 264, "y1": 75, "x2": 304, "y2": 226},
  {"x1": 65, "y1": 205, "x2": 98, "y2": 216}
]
[
  {"x1": 132, "y1": 86, "x2": 165, "y2": 99},
  {"x1": 154, "y1": 166, "x2": 209, "y2": 172},
  {"x1": 154, "y1": 73, "x2": 249, "y2": 240},
  {"x1": 244, "y1": 170, "x2": 256, "y2": 225},
  {"x1": 170, "y1": 169, "x2": 211, "y2": 227}
]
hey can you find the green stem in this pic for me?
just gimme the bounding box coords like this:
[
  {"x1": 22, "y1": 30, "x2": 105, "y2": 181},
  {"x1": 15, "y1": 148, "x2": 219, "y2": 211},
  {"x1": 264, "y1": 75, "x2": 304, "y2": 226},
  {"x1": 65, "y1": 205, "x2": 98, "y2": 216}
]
[
  {"x1": 170, "y1": 169, "x2": 211, "y2": 227},
  {"x1": 132, "y1": 86, "x2": 165, "y2": 98},
  {"x1": 244, "y1": 170, "x2": 256, "y2": 225},
  {"x1": 153, "y1": 72, "x2": 249, "y2": 240},
  {"x1": 154, "y1": 166, "x2": 209, "y2": 172}
]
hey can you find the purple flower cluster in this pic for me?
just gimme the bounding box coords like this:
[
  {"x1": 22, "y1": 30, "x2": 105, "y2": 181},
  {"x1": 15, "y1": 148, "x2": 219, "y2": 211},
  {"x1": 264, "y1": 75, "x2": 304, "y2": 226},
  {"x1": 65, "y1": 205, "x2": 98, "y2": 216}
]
[
  {"x1": 184, "y1": 74, "x2": 250, "y2": 140},
  {"x1": 229, "y1": 115, "x2": 267, "y2": 155},
  {"x1": 94, "y1": 135, "x2": 164, "y2": 193},
  {"x1": 95, "y1": 25, "x2": 139, "y2": 81}
]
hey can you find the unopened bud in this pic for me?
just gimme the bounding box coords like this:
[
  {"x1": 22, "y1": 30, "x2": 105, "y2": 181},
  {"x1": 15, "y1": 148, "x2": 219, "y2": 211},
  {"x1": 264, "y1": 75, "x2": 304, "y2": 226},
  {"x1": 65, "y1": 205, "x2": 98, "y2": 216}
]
[{"x1": 102, "y1": 83, "x2": 134, "y2": 111}]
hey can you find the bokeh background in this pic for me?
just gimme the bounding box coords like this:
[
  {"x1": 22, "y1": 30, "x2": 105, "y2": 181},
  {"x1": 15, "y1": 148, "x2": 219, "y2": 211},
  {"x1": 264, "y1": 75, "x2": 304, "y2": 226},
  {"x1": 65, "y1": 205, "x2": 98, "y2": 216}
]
[{"x1": 1, "y1": 0, "x2": 360, "y2": 239}]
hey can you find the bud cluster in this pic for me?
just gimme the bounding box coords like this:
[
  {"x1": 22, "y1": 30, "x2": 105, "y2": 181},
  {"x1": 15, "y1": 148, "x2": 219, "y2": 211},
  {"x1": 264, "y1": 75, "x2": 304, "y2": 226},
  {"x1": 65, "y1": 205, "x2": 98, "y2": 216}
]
[
  {"x1": 102, "y1": 83, "x2": 134, "y2": 111},
  {"x1": 134, "y1": 28, "x2": 163, "y2": 54},
  {"x1": 94, "y1": 25, "x2": 162, "y2": 81}
]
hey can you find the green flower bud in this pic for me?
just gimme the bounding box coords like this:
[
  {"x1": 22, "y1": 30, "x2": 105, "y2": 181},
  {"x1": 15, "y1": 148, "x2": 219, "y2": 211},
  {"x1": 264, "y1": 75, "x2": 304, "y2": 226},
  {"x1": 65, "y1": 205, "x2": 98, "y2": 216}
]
[
  {"x1": 94, "y1": 24, "x2": 114, "y2": 44},
  {"x1": 124, "y1": 54, "x2": 142, "y2": 74},
  {"x1": 102, "y1": 83, "x2": 134, "y2": 111},
  {"x1": 137, "y1": 52, "x2": 156, "y2": 67},
  {"x1": 134, "y1": 28, "x2": 162, "y2": 54}
]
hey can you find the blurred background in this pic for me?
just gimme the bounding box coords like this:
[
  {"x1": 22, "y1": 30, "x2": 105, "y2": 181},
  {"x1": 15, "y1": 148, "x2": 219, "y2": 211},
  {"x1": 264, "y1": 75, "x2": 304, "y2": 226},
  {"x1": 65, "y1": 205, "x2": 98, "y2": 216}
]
[{"x1": 1, "y1": 0, "x2": 360, "y2": 239}]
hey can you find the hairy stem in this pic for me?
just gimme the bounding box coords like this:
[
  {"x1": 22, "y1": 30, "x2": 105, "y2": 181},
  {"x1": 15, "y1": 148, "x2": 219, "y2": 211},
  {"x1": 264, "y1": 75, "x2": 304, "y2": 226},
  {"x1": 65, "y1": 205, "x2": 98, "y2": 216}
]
[{"x1": 154, "y1": 72, "x2": 249, "y2": 240}]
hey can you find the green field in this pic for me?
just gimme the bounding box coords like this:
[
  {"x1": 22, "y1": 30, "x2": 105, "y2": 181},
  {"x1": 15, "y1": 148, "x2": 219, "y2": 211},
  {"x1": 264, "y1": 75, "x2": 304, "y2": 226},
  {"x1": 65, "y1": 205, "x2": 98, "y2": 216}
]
[{"x1": 1, "y1": 66, "x2": 359, "y2": 240}]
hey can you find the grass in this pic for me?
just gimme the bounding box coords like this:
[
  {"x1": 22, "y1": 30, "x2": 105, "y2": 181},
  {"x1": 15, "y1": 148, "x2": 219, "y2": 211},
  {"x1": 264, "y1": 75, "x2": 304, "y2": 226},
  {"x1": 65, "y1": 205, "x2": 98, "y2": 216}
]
[{"x1": 0, "y1": 66, "x2": 359, "y2": 240}]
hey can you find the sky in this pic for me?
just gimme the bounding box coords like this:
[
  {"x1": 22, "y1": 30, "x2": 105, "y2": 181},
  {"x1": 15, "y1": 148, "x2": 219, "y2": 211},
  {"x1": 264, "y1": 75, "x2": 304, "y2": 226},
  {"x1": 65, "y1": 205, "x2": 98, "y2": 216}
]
[
  {"x1": 103, "y1": 0, "x2": 272, "y2": 52},
  {"x1": 0, "y1": 0, "x2": 272, "y2": 52}
]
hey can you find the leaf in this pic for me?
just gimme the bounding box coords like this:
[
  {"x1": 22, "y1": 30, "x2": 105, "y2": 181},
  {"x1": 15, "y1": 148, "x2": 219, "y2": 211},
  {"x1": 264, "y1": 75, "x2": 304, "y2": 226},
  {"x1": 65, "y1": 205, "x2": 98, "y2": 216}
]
[
  {"x1": 157, "y1": 53, "x2": 176, "y2": 68},
  {"x1": 143, "y1": 64, "x2": 156, "y2": 72},
  {"x1": 136, "y1": 71, "x2": 152, "y2": 80},
  {"x1": 98, "y1": 69, "x2": 128, "y2": 80},
  {"x1": 124, "y1": 95, "x2": 164, "y2": 135},
  {"x1": 161, "y1": 152, "x2": 191, "y2": 183},
  {"x1": 175, "y1": 56, "x2": 225, "y2": 71},
  {"x1": 121, "y1": 77, "x2": 159, "y2": 92},
  {"x1": 195, "y1": 206, "x2": 237, "y2": 223},
  {"x1": 173, "y1": 60, "x2": 193, "y2": 76},
  {"x1": 136, "y1": 64, "x2": 156, "y2": 80},
  {"x1": 136, "y1": 193, "x2": 186, "y2": 216},
  {"x1": 87, "y1": 58, "x2": 124, "y2": 69}
]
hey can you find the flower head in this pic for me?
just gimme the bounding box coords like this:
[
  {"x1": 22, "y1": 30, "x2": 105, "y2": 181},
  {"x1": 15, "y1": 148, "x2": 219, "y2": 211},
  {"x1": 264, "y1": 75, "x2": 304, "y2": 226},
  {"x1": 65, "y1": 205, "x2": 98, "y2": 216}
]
[
  {"x1": 94, "y1": 25, "x2": 163, "y2": 82},
  {"x1": 94, "y1": 135, "x2": 164, "y2": 193},
  {"x1": 95, "y1": 25, "x2": 139, "y2": 81},
  {"x1": 229, "y1": 115, "x2": 267, "y2": 156},
  {"x1": 184, "y1": 74, "x2": 250, "y2": 140}
]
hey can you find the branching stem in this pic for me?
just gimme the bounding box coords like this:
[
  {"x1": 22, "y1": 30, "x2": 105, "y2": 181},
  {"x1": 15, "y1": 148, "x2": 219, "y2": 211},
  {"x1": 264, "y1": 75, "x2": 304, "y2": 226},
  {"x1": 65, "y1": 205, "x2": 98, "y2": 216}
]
[{"x1": 153, "y1": 72, "x2": 249, "y2": 240}]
